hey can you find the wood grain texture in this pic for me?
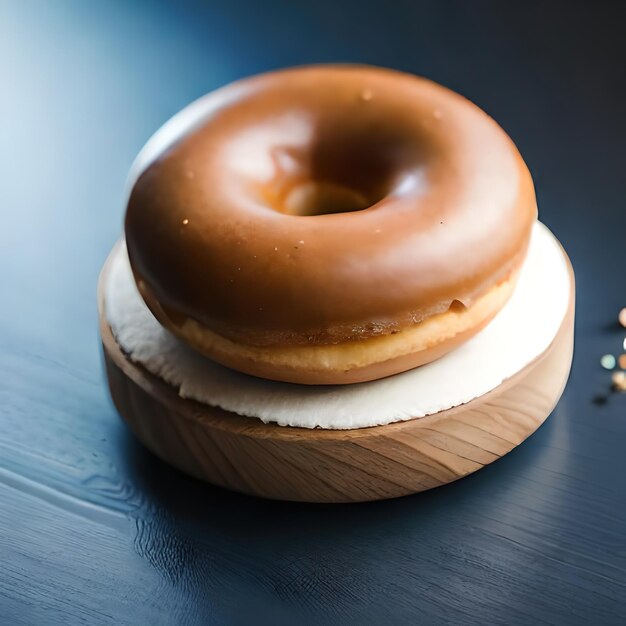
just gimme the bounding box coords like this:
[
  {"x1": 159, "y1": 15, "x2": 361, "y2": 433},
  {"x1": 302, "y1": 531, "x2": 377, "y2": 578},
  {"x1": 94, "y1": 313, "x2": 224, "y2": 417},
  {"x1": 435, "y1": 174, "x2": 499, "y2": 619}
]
[{"x1": 99, "y1": 246, "x2": 575, "y2": 503}]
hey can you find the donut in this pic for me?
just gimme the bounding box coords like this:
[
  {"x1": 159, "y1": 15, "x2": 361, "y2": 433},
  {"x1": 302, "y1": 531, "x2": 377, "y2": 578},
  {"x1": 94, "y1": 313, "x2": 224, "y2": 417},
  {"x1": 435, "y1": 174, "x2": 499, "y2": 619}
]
[{"x1": 125, "y1": 65, "x2": 537, "y2": 385}]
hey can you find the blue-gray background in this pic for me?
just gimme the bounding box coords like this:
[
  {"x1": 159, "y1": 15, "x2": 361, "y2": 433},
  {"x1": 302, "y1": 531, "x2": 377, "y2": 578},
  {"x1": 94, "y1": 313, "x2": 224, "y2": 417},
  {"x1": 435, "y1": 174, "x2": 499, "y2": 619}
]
[{"x1": 1, "y1": 1, "x2": 625, "y2": 624}]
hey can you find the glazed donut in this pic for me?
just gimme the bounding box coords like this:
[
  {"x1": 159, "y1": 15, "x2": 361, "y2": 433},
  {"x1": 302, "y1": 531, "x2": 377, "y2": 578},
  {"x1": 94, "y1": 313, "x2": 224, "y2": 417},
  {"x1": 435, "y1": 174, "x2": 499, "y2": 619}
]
[{"x1": 125, "y1": 65, "x2": 537, "y2": 385}]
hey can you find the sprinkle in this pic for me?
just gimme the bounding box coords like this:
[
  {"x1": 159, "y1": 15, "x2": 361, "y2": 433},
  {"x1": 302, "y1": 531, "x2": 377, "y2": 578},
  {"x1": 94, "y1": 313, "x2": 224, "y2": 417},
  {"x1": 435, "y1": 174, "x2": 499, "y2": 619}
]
[
  {"x1": 237, "y1": 267, "x2": 241, "y2": 271},
  {"x1": 274, "y1": 247, "x2": 278, "y2": 251},
  {"x1": 600, "y1": 354, "x2": 616, "y2": 370},
  {"x1": 433, "y1": 109, "x2": 443, "y2": 119},
  {"x1": 360, "y1": 89, "x2": 373, "y2": 101},
  {"x1": 298, "y1": 240, "x2": 304, "y2": 245},
  {"x1": 182, "y1": 218, "x2": 189, "y2": 225},
  {"x1": 619, "y1": 307, "x2": 626, "y2": 328},
  {"x1": 619, "y1": 354, "x2": 626, "y2": 370},
  {"x1": 611, "y1": 371, "x2": 626, "y2": 392}
]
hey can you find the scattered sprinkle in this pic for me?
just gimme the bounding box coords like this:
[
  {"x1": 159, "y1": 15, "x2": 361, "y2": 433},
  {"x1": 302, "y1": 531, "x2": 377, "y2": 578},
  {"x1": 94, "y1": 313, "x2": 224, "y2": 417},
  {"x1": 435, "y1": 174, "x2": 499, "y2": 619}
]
[
  {"x1": 360, "y1": 88, "x2": 373, "y2": 101},
  {"x1": 374, "y1": 229, "x2": 381, "y2": 234},
  {"x1": 299, "y1": 240, "x2": 305, "y2": 245},
  {"x1": 601, "y1": 354, "x2": 616, "y2": 370},
  {"x1": 182, "y1": 218, "x2": 189, "y2": 225},
  {"x1": 274, "y1": 247, "x2": 278, "y2": 251}
]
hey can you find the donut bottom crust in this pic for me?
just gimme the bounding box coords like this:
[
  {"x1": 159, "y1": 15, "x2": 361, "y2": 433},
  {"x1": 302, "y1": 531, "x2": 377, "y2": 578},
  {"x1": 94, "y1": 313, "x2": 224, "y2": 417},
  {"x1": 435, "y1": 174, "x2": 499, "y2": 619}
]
[{"x1": 141, "y1": 272, "x2": 519, "y2": 385}]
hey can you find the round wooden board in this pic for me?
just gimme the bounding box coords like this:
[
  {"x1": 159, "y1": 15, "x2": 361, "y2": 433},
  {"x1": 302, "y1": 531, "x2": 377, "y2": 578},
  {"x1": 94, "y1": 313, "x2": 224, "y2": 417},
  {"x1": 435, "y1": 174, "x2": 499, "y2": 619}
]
[{"x1": 99, "y1": 246, "x2": 575, "y2": 503}]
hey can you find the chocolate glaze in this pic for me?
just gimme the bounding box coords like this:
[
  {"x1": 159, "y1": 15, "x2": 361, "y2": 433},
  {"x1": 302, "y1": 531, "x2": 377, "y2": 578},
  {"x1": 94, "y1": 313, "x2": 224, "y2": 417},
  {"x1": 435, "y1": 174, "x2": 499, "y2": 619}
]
[{"x1": 126, "y1": 65, "x2": 536, "y2": 346}]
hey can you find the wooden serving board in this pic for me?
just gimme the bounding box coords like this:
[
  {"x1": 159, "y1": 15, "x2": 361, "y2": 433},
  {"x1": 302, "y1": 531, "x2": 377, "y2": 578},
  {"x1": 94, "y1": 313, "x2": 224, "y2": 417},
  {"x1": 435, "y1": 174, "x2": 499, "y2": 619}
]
[{"x1": 99, "y1": 248, "x2": 575, "y2": 503}]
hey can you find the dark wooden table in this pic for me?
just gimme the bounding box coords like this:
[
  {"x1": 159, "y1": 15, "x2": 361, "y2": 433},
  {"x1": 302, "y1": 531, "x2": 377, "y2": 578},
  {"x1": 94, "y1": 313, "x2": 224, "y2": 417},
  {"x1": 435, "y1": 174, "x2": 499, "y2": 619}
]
[{"x1": 2, "y1": 1, "x2": 625, "y2": 624}]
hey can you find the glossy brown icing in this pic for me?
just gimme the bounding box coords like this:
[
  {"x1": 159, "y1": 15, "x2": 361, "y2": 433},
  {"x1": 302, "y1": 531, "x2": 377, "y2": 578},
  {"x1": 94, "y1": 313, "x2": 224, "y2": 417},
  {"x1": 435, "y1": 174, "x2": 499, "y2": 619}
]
[{"x1": 125, "y1": 65, "x2": 536, "y2": 347}]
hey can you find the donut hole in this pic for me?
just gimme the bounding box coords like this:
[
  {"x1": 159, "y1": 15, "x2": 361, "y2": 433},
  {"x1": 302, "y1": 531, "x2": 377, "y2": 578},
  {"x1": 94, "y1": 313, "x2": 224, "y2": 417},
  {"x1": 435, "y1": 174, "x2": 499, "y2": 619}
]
[
  {"x1": 237, "y1": 107, "x2": 427, "y2": 217},
  {"x1": 285, "y1": 126, "x2": 416, "y2": 216},
  {"x1": 268, "y1": 137, "x2": 402, "y2": 217},
  {"x1": 283, "y1": 181, "x2": 374, "y2": 216}
]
